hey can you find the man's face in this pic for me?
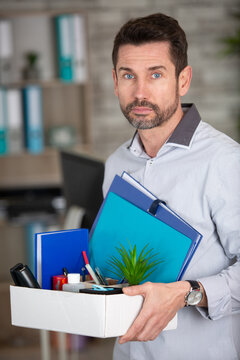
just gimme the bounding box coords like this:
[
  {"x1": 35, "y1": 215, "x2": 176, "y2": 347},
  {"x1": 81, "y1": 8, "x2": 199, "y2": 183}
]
[{"x1": 112, "y1": 42, "x2": 181, "y2": 130}]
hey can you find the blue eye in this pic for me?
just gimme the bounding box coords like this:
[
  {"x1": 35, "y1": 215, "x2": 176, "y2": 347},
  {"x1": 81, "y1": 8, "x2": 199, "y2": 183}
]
[
  {"x1": 152, "y1": 73, "x2": 161, "y2": 79},
  {"x1": 124, "y1": 74, "x2": 134, "y2": 79}
]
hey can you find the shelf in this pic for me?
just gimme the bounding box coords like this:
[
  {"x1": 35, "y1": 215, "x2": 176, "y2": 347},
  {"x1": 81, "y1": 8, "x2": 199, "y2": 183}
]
[
  {"x1": 0, "y1": 145, "x2": 92, "y2": 189},
  {"x1": 0, "y1": 10, "x2": 93, "y2": 189}
]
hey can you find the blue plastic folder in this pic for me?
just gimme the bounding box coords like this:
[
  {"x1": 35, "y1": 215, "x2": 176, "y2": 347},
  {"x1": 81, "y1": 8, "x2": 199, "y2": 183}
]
[
  {"x1": 89, "y1": 174, "x2": 202, "y2": 283},
  {"x1": 35, "y1": 228, "x2": 89, "y2": 290}
]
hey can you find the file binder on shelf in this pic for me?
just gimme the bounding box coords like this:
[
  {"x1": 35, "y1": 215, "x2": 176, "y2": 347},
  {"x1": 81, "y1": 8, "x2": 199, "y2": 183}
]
[
  {"x1": 35, "y1": 228, "x2": 89, "y2": 290},
  {"x1": 0, "y1": 19, "x2": 13, "y2": 84},
  {"x1": 71, "y1": 14, "x2": 87, "y2": 83},
  {"x1": 0, "y1": 87, "x2": 8, "y2": 154},
  {"x1": 55, "y1": 15, "x2": 73, "y2": 82},
  {"x1": 23, "y1": 85, "x2": 44, "y2": 154},
  {"x1": 6, "y1": 88, "x2": 24, "y2": 154},
  {"x1": 89, "y1": 173, "x2": 202, "y2": 284}
]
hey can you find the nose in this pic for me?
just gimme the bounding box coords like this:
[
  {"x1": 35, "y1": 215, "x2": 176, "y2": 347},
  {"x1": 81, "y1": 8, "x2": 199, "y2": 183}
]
[{"x1": 133, "y1": 78, "x2": 149, "y2": 101}]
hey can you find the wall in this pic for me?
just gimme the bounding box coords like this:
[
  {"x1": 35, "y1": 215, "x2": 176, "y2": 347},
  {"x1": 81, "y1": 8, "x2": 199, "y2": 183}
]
[
  {"x1": 0, "y1": 0, "x2": 239, "y2": 159},
  {"x1": 88, "y1": 0, "x2": 240, "y2": 158}
]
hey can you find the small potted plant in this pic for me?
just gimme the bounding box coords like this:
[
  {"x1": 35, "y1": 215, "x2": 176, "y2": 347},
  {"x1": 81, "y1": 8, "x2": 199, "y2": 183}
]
[
  {"x1": 22, "y1": 51, "x2": 41, "y2": 80},
  {"x1": 106, "y1": 241, "x2": 163, "y2": 286}
]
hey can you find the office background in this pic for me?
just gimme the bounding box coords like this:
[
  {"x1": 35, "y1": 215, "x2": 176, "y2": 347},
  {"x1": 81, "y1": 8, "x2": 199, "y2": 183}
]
[{"x1": 0, "y1": 0, "x2": 239, "y2": 359}]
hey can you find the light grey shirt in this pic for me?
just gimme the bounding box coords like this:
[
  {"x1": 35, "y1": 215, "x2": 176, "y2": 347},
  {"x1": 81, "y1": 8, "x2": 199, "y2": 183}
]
[{"x1": 103, "y1": 104, "x2": 240, "y2": 360}]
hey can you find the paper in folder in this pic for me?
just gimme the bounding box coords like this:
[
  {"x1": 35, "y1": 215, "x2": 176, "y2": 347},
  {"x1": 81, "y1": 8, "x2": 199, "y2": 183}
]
[{"x1": 89, "y1": 172, "x2": 202, "y2": 283}]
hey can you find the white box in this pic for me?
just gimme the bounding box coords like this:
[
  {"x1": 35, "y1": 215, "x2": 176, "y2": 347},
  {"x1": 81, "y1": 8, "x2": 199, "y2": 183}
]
[{"x1": 10, "y1": 286, "x2": 177, "y2": 338}]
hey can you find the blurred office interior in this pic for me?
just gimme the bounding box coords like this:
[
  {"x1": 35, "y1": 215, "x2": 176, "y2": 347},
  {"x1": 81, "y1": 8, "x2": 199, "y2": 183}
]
[{"x1": 0, "y1": 0, "x2": 239, "y2": 359}]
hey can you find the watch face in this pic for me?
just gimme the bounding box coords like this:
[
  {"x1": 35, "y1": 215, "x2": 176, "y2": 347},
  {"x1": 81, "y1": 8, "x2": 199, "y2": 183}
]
[{"x1": 187, "y1": 290, "x2": 203, "y2": 306}]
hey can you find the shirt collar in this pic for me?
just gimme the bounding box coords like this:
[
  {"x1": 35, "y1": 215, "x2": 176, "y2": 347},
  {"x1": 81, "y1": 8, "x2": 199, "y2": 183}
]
[
  {"x1": 128, "y1": 103, "x2": 201, "y2": 155},
  {"x1": 167, "y1": 103, "x2": 201, "y2": 147}
]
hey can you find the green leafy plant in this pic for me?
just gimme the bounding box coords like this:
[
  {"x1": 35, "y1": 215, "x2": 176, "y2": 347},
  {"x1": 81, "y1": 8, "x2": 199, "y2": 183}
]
[
  {"x1": 25, "y1": 51, "x2": 39, "y2": 66},
  {"x1": 106, "y1": 241, "x2": 163, "y2": 286}
]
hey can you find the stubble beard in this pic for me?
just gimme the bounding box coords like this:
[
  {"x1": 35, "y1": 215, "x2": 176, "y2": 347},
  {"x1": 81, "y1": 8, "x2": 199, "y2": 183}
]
[{"x1": 120, "y1": 87, "x2": 180, "y2": 130}]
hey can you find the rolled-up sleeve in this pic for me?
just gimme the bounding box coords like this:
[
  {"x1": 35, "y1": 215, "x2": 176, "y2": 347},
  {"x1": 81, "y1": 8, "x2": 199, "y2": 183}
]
[{"x1": 197, "y1": 147, "x2": 240, "y2": 320}]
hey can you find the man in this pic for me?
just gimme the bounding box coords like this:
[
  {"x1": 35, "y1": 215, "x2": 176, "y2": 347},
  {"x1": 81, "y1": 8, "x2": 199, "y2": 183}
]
[{"x1": 102, "y1": 13, "x2": 240, "y2": 360}]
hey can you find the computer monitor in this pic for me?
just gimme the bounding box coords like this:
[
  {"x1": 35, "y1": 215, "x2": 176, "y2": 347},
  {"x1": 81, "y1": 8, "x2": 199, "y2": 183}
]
[{"x1": 59, "y1": 151, "x2": 104, "y2": 230}]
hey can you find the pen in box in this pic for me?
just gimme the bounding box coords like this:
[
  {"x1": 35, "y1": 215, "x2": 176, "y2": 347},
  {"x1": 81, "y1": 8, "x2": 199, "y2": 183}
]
[
  {"x1": 82, "y1": 251, "x2": 100, "y2": 285},
  {"x1": 95, "y1": 267, "x2": 108, "y2": 285},
  {"x1": 63, "y1": 267, "x2": 68, "y2": 276},
  {"x1": 81, "y1": 267, "x2": 86, "y2": 282},
  {"x1": 94, "y1": 268, "x2": 103, "y2": 285}
]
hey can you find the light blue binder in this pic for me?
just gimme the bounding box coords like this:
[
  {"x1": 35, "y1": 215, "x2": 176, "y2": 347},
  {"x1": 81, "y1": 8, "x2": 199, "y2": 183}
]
[
  {"x1": 90, "y1": 192, "x2": 193, "y2": 283},
  {"x1": 89, "y1": 174, "x2": 202, "y2": 283},
  {"x1": 0, "y1": 87, "x2": 8, "y2": 155},
  {"x1": 55, "y1": 15, "x2": 73, "y2": 82},
  {"x1": 23, "y1": 85, "x2": 44, "y2": 154}
]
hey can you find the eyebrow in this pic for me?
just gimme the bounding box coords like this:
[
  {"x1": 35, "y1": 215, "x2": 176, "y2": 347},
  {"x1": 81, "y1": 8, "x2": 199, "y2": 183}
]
[
  {"x1": 149, "y1": 65, "x2": 167, "y2": 71},
  {"x1": 118, "y1": 67, "x2": 132, "y2": 72},
  {"x1": 118, "y1": 65, "x2": 167, "y2": 73}
]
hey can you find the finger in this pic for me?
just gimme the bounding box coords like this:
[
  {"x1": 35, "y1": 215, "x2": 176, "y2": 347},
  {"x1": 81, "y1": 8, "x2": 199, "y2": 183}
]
[
  {"x1": 119, "y1": 305, "x2": 150, "y2": 343},
  {"x1": 123, "y1": 309, "x2": 172, "y2": 343},
  {"x1": 140, "y1": 309, "x2": 176, "y2": 342},
  {"x1": 134, "y1": 315, "x2": 164, "y2": 342},
  {"x1": 120, "y1": 301, "x2": 176, "y2": 343},
  {"x1": 123, "y1": 283, "x2": 149, "y2": 296},
  {"x1": 119, "y1": 321, "x2": 142, "y2": 344}
]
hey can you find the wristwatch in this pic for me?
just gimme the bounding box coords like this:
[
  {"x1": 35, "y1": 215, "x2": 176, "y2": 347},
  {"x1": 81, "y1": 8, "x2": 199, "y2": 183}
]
[{"x1": 185, "y1": 280, "x2": 203, "y2": 306}]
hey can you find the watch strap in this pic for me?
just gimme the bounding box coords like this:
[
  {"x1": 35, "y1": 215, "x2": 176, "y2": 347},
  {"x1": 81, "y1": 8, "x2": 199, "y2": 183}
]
[{"x1": 186, "y1": 280, "x2": 200, "y2": 291}]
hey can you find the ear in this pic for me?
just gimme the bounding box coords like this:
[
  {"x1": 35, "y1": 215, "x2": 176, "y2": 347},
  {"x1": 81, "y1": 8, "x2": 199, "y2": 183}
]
[
  {"x1": 112, "y1": 69, "x2": 119, "y2": 97},
  {"x1": 178, "y1": 65, "x2": 192, "y2": 97}
]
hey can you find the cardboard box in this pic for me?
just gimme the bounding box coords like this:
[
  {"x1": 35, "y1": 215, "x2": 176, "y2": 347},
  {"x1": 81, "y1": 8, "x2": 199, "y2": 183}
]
[{"x1": 10, "y1": 286, "x2": 177, "y2": 338}]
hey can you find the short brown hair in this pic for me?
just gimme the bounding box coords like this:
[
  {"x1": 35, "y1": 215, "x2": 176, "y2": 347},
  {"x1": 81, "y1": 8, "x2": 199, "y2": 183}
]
[{"x1": 112, "y1": 13, "x2": 188, "y2": 77}]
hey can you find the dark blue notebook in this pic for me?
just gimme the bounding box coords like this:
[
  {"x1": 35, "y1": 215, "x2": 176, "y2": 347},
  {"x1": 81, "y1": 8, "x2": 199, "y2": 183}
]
[{"x1": 35, "y1": 228, "x2": 89, "y2": 289}]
